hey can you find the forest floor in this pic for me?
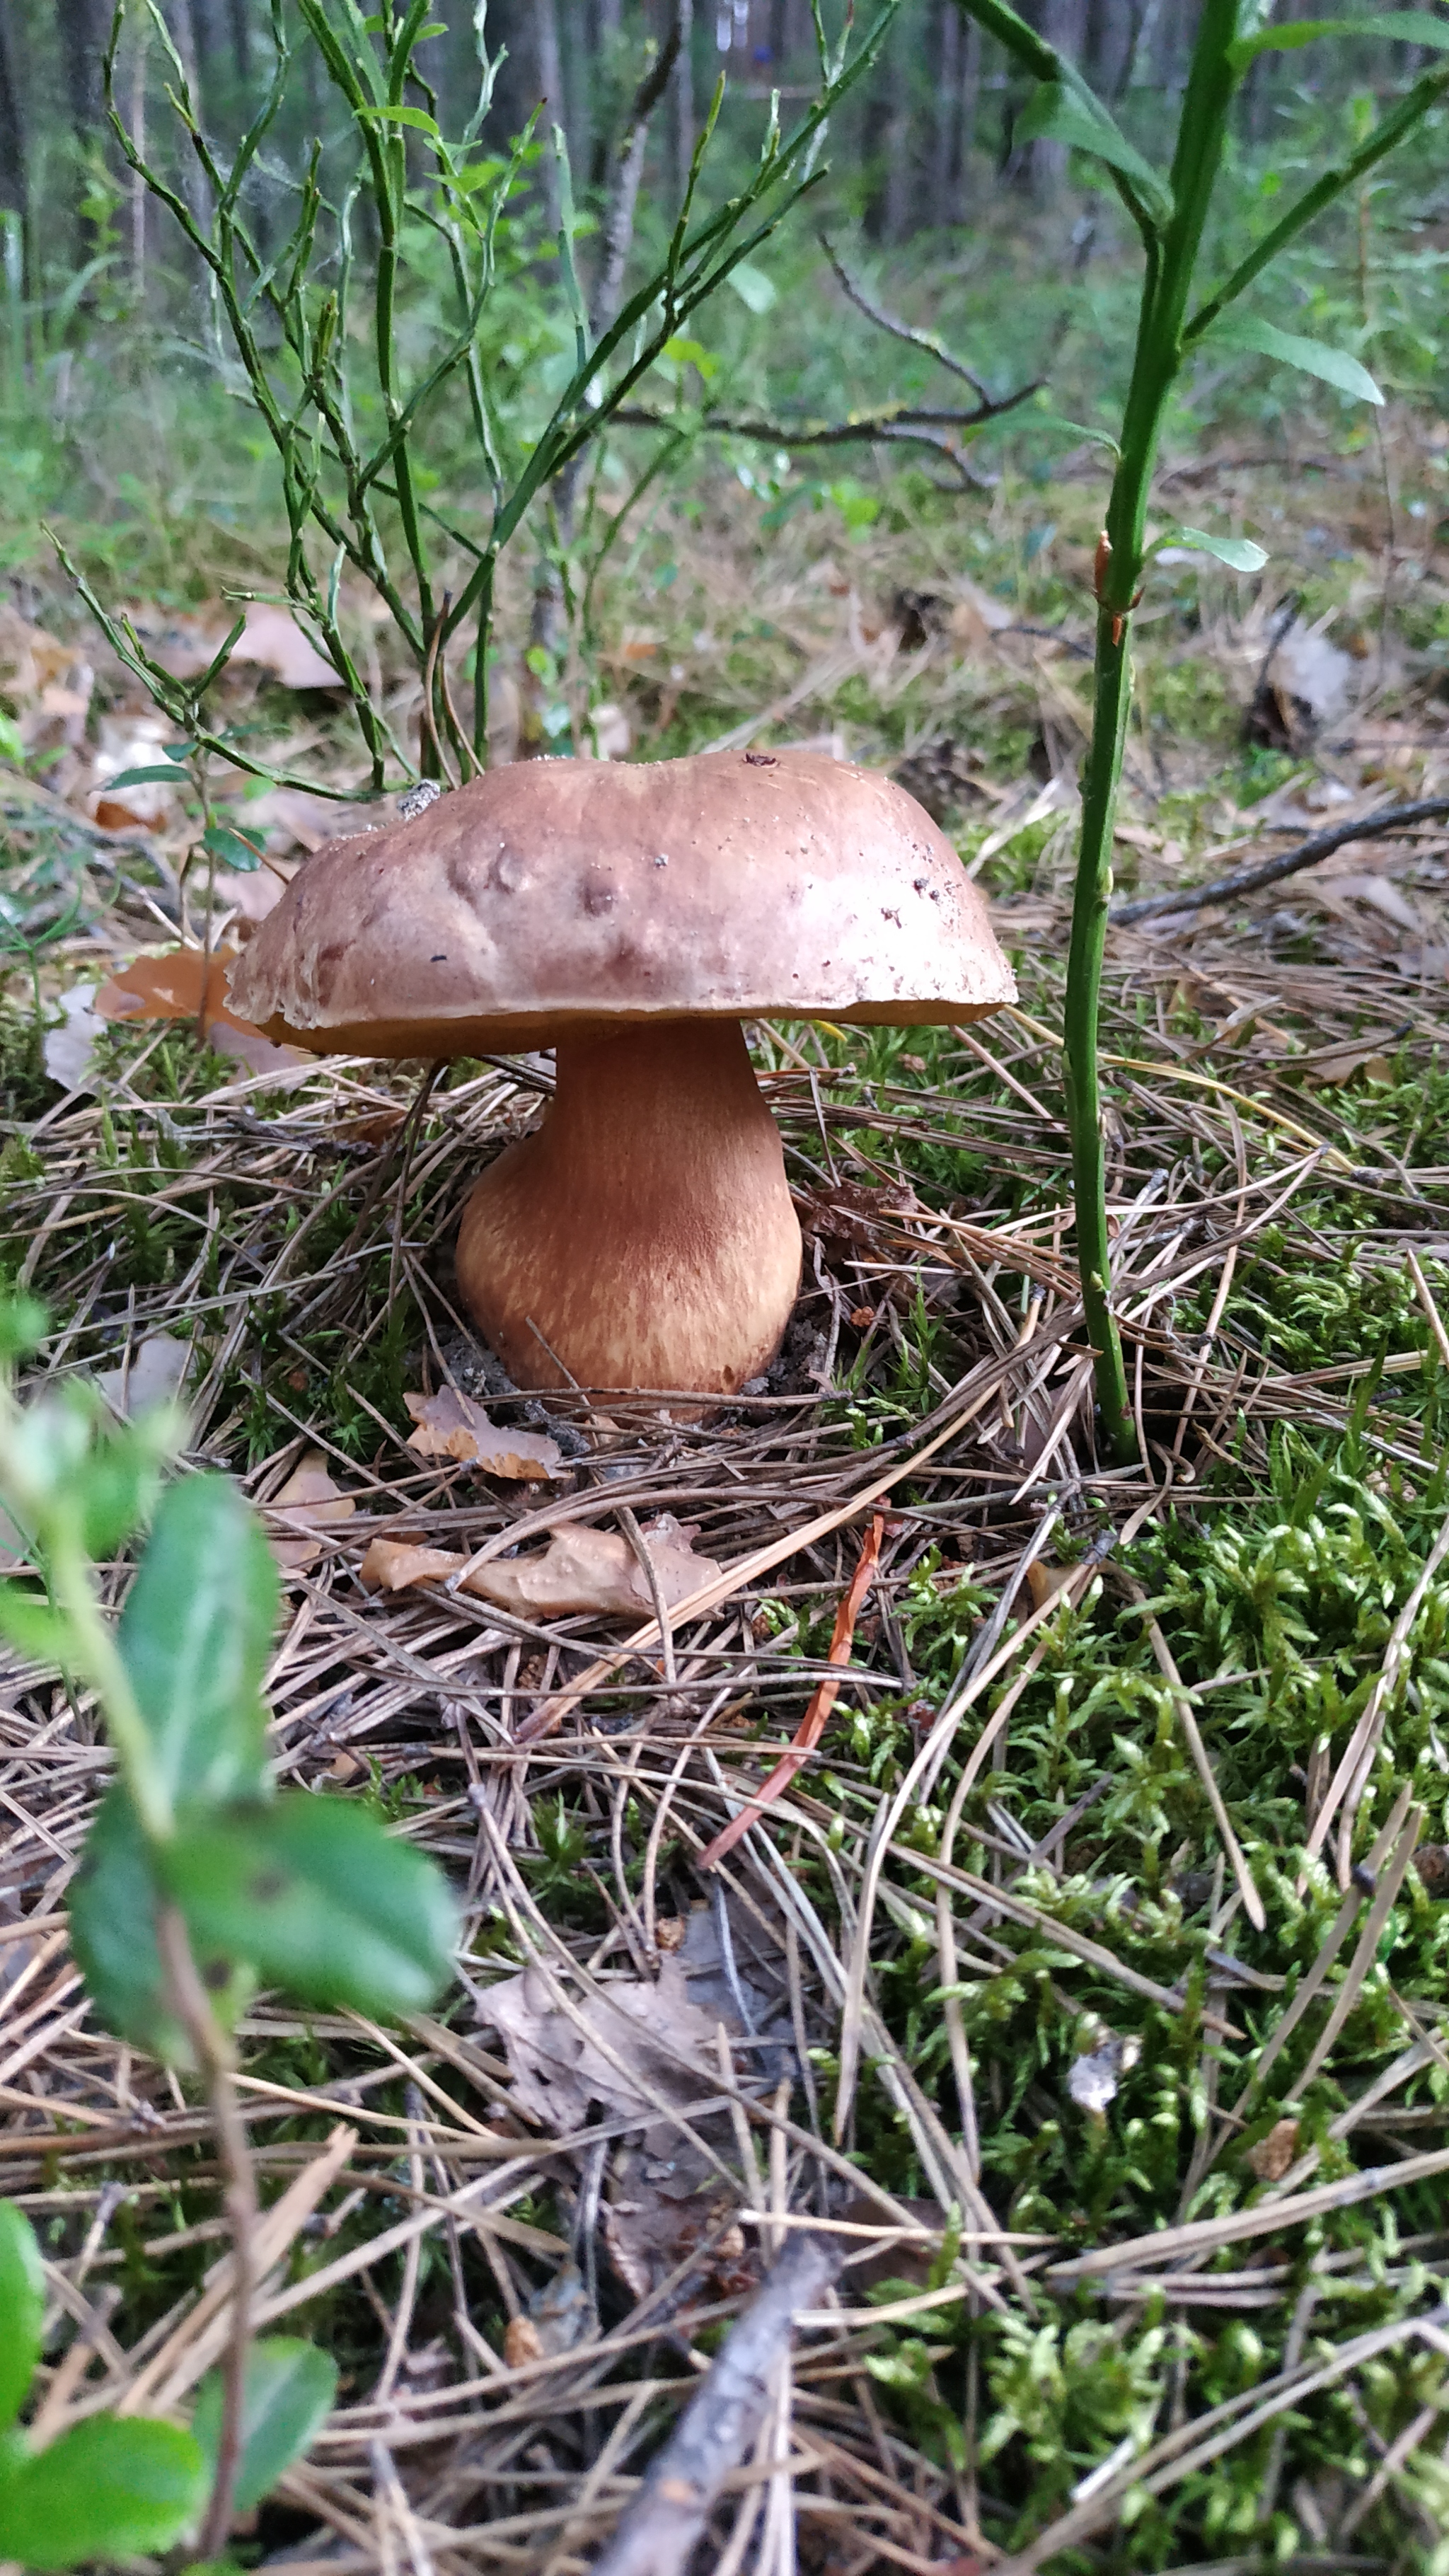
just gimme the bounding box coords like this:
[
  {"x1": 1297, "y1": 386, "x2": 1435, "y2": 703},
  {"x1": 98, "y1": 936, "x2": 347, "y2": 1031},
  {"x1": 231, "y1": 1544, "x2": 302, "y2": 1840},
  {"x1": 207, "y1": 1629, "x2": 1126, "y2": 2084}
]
[{"x1": 3, "y1": 386, "x2": 1449, "y2": 2572}]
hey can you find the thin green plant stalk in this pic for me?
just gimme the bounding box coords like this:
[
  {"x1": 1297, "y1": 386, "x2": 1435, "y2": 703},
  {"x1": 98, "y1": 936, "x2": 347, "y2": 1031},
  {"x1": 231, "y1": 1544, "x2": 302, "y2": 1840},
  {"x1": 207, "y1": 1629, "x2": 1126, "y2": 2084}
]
[{"x1": 953, "y1": 0, "x2": 1449, "y2": 1460}]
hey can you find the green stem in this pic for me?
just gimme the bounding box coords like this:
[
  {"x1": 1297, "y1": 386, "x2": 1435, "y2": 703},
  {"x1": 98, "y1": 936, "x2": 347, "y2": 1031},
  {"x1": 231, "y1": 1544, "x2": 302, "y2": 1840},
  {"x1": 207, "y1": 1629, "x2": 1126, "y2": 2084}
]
[
  {"x1": 1066, "y1": 0, "x2": 1240, "y2": 1460},
  {"x1": 49, "y1": 1533, "x2": 172, "y2": 1841}
]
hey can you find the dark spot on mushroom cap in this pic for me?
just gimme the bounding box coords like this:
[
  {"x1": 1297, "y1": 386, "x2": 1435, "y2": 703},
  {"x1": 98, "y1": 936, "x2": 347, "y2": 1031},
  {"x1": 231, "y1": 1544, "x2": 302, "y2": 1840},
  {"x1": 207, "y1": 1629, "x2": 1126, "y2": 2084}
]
[
  {"x1": 431, "y1": 953, "x2": 448, "y2": 963},
  {"x1": 744, "y1": 751, "x2": 778, "y2": 766},
  {"x1": 582, "y1": 869, "x2": 616, "y2": 916}
]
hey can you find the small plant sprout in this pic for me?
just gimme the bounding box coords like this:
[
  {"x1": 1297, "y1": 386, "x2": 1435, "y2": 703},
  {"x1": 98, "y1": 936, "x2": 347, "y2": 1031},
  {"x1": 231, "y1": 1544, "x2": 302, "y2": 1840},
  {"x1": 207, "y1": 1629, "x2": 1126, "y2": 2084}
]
[
  {"x1": 951, "y1": 0, "x2": 1449, "y2": 1457},
  {"x1": 0, "y1": 1297, "x2": 456, "y2": 2554}
]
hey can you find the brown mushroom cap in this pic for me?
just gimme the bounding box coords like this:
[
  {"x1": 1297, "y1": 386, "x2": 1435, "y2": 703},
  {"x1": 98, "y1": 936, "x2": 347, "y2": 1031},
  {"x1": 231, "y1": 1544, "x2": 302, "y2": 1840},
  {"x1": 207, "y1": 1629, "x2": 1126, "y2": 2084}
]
[{"x1": 228, "y1": 749, "x2": 1016, "y2": 1053}]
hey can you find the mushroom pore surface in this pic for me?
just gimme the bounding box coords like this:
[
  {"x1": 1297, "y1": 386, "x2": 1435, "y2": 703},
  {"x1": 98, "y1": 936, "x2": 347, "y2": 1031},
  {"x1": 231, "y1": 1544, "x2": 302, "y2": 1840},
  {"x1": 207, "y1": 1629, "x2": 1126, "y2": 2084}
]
[{"x1": 455, "y1": 1020, "x2": 801, "y2": 1398}]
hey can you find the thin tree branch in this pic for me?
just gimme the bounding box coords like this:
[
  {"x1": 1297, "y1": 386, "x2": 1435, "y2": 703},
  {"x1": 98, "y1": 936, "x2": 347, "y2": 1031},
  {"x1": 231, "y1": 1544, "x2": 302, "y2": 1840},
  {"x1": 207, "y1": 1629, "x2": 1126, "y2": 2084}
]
[
  {"x1": 593, "y1": 4, "x2": 684, "y2": 337},
  {"x1": 819, "y1": 231, "x2": 993, "y2": 403},
  {"x1": 589, "y1": 2229, "x2": 844, "y2": 2576},
  {"x1": 1112, "y1": 798, "x2": 1449, "y2": 925}
]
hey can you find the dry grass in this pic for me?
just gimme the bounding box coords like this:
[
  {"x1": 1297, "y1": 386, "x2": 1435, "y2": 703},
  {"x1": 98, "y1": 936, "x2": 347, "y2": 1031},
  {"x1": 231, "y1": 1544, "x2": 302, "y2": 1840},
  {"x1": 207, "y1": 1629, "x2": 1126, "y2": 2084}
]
[{"x1": 4, "y1": 401, "x2": 1449, "y2": 2572}]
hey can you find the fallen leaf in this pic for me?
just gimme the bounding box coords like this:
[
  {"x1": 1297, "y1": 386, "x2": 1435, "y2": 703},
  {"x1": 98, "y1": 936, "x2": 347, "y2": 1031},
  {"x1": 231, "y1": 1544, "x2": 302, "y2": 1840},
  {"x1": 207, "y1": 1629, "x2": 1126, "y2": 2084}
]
[
  {"x1": 214, "y1": 862, "x2": 294, "y2": 925},
  {"x1": 95, "y1": 947, "x2": 311, "y2": 1083},
  {"x1": 88, "y1": 715, "x2": 181, "y2": 830},
  {"x1": 1024, "y1": 1558, "x2": 1072, "y2": 1612},
  {"x1": 475, "y1": 1956, "x2": 722, "y2": 2133},
  {"x1": 237, "y1": 785, "x2": 378, "y2": 853},
  {"x1": 267, "y1": 1452, "x2": 356, "y2": 1572},
  {"x1": 0, "y1": 606, "x2": 93, "y2": 761},
  {"x1": 231, "y1": 601, "x2": 341, "y2": 691},
  {"x1": 94, "y1": 1334, "x2": 190, "y2": 1420},
  {"x1": 795, "y1": 1176, "x2": 925, "y2": 1252},
  {"x1": 1414, "y1": 1844, "x2": 1449, "y2": 1898},
  {"x1": 404, "y1": 1388, "x2": 562, "y2": 1482},
  {"x1": 42, "y1": 985, "x2": 104, "y2": 1094},
  {"x1": 1067, "y1": 2030, "x2": 1141, "y2": 2115},
  {"x1": 1320, "y1": 873, "x2": 1423, "y2": 935},
  {"x1": 603, "y1": 2185, "x2": 754, "y2": 2307},
  {"x1": 502, "y1": 2261, "x2": 595, "y2": 2366},
  {"x1": 1295, "y1": 1041, "x2": 1396, "y2": 1087},
  {"x1": 359, "y1": 1514, "x2": 720, "y2": 1619},
  {"x1": 360, "y1": 1538, "x2": 462, "y2": 1593},
  {"x1": 1246, "y1": 2117, "x2": 1300, "y2": 2182}
]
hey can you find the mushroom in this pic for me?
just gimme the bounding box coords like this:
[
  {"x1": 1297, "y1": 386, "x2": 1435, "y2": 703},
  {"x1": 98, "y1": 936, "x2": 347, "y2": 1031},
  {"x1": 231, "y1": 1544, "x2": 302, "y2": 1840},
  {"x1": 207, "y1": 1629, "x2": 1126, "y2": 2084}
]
[{"x1": 229, "y1": 749, "x2": 1015, "y2": 1397}]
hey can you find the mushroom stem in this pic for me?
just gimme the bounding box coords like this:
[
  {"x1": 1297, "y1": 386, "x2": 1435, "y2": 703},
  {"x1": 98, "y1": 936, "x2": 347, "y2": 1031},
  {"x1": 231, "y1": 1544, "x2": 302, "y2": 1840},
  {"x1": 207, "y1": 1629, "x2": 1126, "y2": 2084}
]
[{"x1": 455, "y1": 1020, "x2": 803, "y2": 1397}]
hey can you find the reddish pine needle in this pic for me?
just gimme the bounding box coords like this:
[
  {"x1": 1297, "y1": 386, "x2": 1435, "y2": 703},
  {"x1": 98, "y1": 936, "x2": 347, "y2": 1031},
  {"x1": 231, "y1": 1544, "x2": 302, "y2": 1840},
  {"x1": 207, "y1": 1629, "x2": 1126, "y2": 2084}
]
[{"x1": 700, "y1": 1513, "x2": 885, "y2": 1871}]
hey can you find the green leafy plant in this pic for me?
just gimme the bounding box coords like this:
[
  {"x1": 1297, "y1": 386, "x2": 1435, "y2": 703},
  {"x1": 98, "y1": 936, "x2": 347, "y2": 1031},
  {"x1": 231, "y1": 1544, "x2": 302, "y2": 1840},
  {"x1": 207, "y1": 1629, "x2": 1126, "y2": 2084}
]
[
  {"x1": 0, "y1": 2198, "x2": 206, "y2": 2567},
  {"x1": 952, "y1": 0, "x2": 1449, "y2": 1456},
  {"x1": 0, "y1": 1297, "x2": 455, "y2": 2552},
  {"x1": 67, "y1": 0, "x2": 904, "y2": 797}
]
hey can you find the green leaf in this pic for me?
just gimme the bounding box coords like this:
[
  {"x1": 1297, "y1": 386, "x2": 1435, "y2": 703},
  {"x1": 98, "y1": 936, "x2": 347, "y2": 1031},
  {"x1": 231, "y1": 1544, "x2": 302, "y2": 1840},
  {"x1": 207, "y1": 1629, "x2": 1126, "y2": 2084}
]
[
  {"x1": 0, "y1": 1587, "x2": 72, "y2": 1669},
  {"x1": 100, "y1": 766, "x2": 194, "y2": 791},
  {"x1": 1227, "y1": 13, "x2": 1449, "y2": 69},
  {"x1": 0, "y1": 1297, "x2": 47, "y2": 1365},
  {"x1": 69, "y1": 1787, "x2": 253, "y2": 2062},
  {"x1": 0, "y1": 2415, "x2": 207, "y2": 2566},
  {"x1": 192, "y1": 2338, "x2": 337, "y2": 2513},
  {"x1": 1031, "y1": 410, "x2": 1122, "y2": 458},
  {"x1": 1015, "y1": 83, "x2": 1172, "y2": 217},
  {"x1": 724, "y1": 261, "x2": 778, "y2": 315},
  {"x1": 0, "y1": 2202, "x2": 45, "y2": 2429},
  {"x1": 117, "y1": 1474, "x2": 276, "y2": 1810},
  {"x1": 80, "y1": 1417, "x2": 174, "y2": 1560},
  {"x1": 201, "y1": 821, "x2": 263, "y2": 873},
  {"x1": 356, "y1": 103, "x2": 441, "y2": 132},
  {"x1": 1213, "y1": 313, "x2": 1383, "y2": 405},
  {"x1": 1170, "y1": 528, "x2": 1270, "y2": 572},
  {"x1": 161, "y1": 1795, "x2": 457, "y2": 2017}
]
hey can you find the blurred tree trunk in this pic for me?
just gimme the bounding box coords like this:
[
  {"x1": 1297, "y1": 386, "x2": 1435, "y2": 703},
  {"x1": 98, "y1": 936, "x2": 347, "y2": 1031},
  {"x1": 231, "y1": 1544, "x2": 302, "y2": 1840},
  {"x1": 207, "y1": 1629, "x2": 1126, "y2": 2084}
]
[
  {"x1": 933, "y1": 0, "x2": 977, "y2": 224},
  {"x1": 867, "y1": 21, "x2": 913, "y2": 242},
  {"x1": 227, "y1": 0, "x2": 250, "y2": 87},
  {"x1": 55, "y1": 0, "x2": 108, "y2": 258},
  {"x1": 535, "y1": 0, "x2": 565, "y2": 229},
  {"x1": 0, "y1": 0, "x2": 26, "y2": 233},
  {"x1": 483, "y1": 0, "x2": 539, "y2": 149},
  {"x1": 670, "y1": 0, "x2": 693, "y2": 200},
  {"x1": 1027, "y1": 0, "x2": 1085, "y2": 199},
  {"x1": 1092, "y1": 0, "x2": 1138, "y2": 98}
]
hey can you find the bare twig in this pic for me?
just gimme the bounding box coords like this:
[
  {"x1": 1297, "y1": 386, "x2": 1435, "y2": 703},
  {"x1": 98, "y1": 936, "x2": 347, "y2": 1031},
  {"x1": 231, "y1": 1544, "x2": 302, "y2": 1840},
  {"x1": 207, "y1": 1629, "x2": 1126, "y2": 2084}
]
[
  {"x1": 818, "y1": 231, "x2": 995, "y2": 403},
  {"x1": 589, "y1": 2229, "x2": 843, "y2": 2576},
  {"x1": 1112, "y1": 798, "x2": 1449, "y2": 924},
  {"x1": 593, "y1": 8, "x2": 685, "y2": 337}
]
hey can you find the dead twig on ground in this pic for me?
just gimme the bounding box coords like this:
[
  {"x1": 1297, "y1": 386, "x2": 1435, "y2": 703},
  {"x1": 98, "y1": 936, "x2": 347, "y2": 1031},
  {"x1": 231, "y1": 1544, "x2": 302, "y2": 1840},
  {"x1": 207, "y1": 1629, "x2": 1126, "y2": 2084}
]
[{"x1": 589, "y1": 2227, "x2": 844, "y2": 2576}]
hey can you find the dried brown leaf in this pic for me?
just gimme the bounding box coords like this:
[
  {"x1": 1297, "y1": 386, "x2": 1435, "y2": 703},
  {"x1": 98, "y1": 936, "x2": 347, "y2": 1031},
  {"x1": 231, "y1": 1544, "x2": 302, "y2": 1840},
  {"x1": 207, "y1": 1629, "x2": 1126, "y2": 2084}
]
[
  {"x1": 359, "y1": 1515, "x2": 721, "y2": 1619},
  {"x1": 94, "y1": 947, "x2": 310, "y2": 1081},
  {"x1": 404, "y1": 1388, "x2": 563, "y2": 1482},
  {"x1": 94, "y1": 1334, "x2": 190, "y2": 1420},
  {"x1": 359, "y1": 1537, "x2": 461, "y2": 1593},
  {"x1": 231, "y1": 601, "x2": 341, "y2": 691},
  {"x1": 1245, "y1": 2117, "x2": 1300, "y2": 2182},
  {"x1": 268, "y1": 1452, "x2": 357, "y2": 1571},
  {"x1": 476, "y1": 1957, "x2": 723, "y2": 2133},
  {"x1": 603, "y1": 2188, "x2": 753, "y2": 2307}
]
